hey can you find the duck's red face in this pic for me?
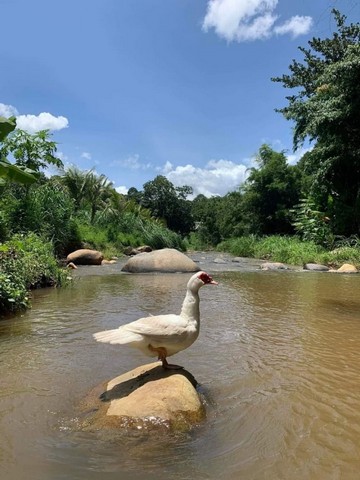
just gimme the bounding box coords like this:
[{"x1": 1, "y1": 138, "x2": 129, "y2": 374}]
[{"x1": 198, "y1": 272, "x2": 218, "y2": 285}]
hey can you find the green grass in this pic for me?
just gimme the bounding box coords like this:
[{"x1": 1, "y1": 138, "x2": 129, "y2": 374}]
[{"x1": 217, "y1": 235, "x2": 326, "y2": 266}]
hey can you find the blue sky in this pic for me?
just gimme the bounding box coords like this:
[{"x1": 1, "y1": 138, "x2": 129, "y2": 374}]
[{"x1": 1, "y1": 0, "x2": 359, "y2": 197}]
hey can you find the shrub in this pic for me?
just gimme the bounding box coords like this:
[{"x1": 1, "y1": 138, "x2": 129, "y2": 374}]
[{"x1": 0, "y1": 233, "x2": 69, "y2": 316}]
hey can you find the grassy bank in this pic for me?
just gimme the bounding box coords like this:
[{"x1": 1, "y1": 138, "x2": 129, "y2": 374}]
[
  {"x1": 217, "y1": 235, "x2": 360, "y2": 268},
  {"x1": 0, "y1": 233, "x2": 69, "y2": 316}
]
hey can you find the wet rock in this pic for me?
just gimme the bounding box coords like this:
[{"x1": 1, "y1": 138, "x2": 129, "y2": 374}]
[
  {"x1": 121, "y1": 248, "x2": 200, "y2": 273},
  {"x1": 81, "y1": 363, "x2": 205, "y2": 432},
  {"x1": 304, "y1": 263, "x2": 329, "y2": 271},
  {"x1": 66, "y1": 249, "x2": 104, "y2": 265},
  {"x1": 213, "y1": 257, "x2": 227, "y2": 264},
  {"x1": 261, "y1": 262, "x2": 288, "y2": 270},
  {"x1": 66, "y1": 262, "x2": 77, "y2": 269},
  {"x1": 124, "y1": 245, "x2": 153, "y2": 256},
  {"x1": 337, "y1": 263, "x2": 358, "y2": 273},
  {"x1": 101, "y1": 259, "x2": 117, "y2": 265}
]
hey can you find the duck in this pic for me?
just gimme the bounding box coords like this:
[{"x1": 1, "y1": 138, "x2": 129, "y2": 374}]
[{"x1": 93, "y1": 271, "x2": 218, "y2": 369}]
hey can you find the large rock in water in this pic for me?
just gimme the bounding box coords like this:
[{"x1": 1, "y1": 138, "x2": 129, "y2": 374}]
[
  {"x1": 121, "y1": 248, "x2": 200, "y2": 273},
  {"x1": 66, "y1": 248, "x2": 104, "y2": 265},
  {"x1": 80, "y1": 363, "x2": 205, "y2": 432}
]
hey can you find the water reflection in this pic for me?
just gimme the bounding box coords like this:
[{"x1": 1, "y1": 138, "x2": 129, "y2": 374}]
[{"x1": 1, "y1": 268, "x2": 360, "y2": 479}]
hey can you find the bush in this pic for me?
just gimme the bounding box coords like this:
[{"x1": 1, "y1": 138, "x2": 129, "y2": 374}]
[{"x1": 0, "y1": 233, "x2": 69, "y2": 315}]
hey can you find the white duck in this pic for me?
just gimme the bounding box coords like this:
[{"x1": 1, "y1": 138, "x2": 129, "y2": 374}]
[{"x1": 93, "y1": 271, "x2": 218, "y2": 369}]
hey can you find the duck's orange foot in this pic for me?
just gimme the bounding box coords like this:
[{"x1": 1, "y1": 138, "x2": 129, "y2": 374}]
[{"x1": 148, "y1": 344, "x2": 184, "y2": 370}]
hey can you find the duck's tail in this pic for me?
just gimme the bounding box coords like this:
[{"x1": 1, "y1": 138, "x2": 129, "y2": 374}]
[{"x1": 93, "y1": 327, "x2": 142, "y2": 345}]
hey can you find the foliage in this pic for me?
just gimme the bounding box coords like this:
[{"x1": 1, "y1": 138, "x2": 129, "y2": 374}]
[
  {"x1": 0, "y1": 233, "x2": 69, "y2": 315},
  {"x1": 1, "y1": 179, "x2": 81, "y2": 255},
  {"x1": 1, "y1": 128, "x2": 63, "y2": 172},
  {"x1": 61, "y1": 167, "x2": 114, "y2": 223},
  {"x1": 217, "y1": 235, "x2": 325, "y2": 266},
  {"x1": 272, "y1": 9, "x2": 360, "y2": 235},
  {"x1": 291, "y1": 198, "x2": 333, "y2": 247},
  {"x1": 0, "y1": 117, "x2": 39, "y2": 186},
  {"x1": 241, "y1": 144, "x2": 301, "y2": 235},
  {"x1": 141, "y1": 175, "x2": 194, "y2": 235}
]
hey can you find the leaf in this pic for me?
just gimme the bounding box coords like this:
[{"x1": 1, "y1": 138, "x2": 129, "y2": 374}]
[{"x1": 0, "y1": 116, "x2": 16, "y2": 142}]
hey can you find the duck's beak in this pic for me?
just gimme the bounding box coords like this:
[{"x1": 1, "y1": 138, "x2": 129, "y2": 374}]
[{"x1": 210, "y1": 279, "x2": 218, "y2": 285}]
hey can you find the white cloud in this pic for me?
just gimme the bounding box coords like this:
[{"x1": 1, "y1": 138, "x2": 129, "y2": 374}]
[
  {"x1": 81, "y1": 151, "x2": 92, "y2": 160},
  {"x1": 57, "y1": 151, "x2": 68, "y2": 162},
  {"x1": 0, "y1": 103, "x2": 19, "y2": 117},
  {"x1": 16, "y1": 112, "x2": 69, "y2": 133},
  {"x1": 163, "y1": 158, "x2": 249, "y2": 197},
  {"x1": 0, "y1": 103, "x2": 69, "y2": 132},
  {"x1": 202, "y1": 0, "x2": 312, "y2": 42},
  {"x1": 115, "y1": 185, "x2": 129, "y2": 195},
  {"x1": 110, "y1": 154, "x2": 152, "y2": 170},
  {"x1": 286, "y1": 145, "x2": 312, "y2": 165},
  {"x1": 274, "y1": 15, "x2": 313, "y2": 38}
]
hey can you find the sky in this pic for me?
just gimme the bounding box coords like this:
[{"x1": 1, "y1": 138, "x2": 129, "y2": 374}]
[{"x1": 1, "y1": 0, "x2": 359, "y2": 198}]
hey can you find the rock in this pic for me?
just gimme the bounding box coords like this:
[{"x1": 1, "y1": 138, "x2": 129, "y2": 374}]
[
  {"x1": 213, "y1": 257, "x2": 227, "y2": 264},
  {"x1": 101, "y1": 259, "x2": 117, "y2": 265},
  {"x1": 66, "y1": 262, "x2": 77, "y2": 269},
  {"x1": 80, "y1": 363, "x2": 205, "y2": 431},
  {"x1": 232, "y1": 257, "x2": 242, "y2": 263},
  {"x1": 337, "y1": 263, "x2": 358, "y2": 273},
  {"x1": 261, "y1": 262, "x2": 288, "y2": 270},
  {"x1": 124, "y1": 245, "x2": 153, "y2": 256},
  {"x1": 304, "y1": 263, "x2": 329, "y2": 271},
  {"x1": 66, "y1": 249, "x2": 104, "y2": 265},
  {"x1": 121, "y1": 248, "x2": 200, "y2": 273}
]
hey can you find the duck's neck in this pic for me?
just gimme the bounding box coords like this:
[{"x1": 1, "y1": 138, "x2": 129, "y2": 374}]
[{"x1": 180, "y1": 288, "x2": 200, "y2": 322}]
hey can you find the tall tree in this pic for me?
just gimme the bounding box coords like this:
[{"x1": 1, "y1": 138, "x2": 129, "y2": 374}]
[
  {"x1": 141, "y1": 175, "x2": 194, "y2": 235},
  {"x1": 241, "y1": 145, "x2": 301, "y2": 235},
  {"x1": 272, "y1": 9, "x2": 360, "y2": 235}
]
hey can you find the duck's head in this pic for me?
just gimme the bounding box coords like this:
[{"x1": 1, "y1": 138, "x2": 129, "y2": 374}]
[{"x1": 194, "y1": 271, "x2": 218, "y2": 287}]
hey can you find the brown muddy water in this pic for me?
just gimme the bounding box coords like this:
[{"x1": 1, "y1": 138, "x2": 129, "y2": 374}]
[{"x1": 1, "y1": 254, "x2": 360, "y2": 479}]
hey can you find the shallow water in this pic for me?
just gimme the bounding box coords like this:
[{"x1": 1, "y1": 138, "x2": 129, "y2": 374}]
[{"x1": 2, "y1": 261, "x2": 360, "y2": 479}]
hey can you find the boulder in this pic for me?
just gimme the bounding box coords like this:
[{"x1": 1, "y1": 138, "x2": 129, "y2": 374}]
[
  {"x1": 121, "y1": 248, "x2": 200, "y2": 273},
  {"x1": 101, "y1": 259, "x2": 117, "y2": 265},
  {"x1": 66, "y1": 249, "x2": 104, "y2": 265},
  {"x1": 80, "y1": 363, "x2": 205, "y2": 431},
  {"x1": 337, "y1": 263, "x2": 358, "y2": 273},
  {"x1": 304, "y1": 263, "x2": 329, "y2": 271},
  {"x1": 261, "y1": 262, "x2": 288, "y2": 270}
]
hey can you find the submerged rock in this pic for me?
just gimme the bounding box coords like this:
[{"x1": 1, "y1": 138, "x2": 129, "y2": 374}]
[
  {"x1": 121, "y1": 248, "x2": 200, "y2": 273},
  {"x1": 261, "y1": 262, "x2": 288, "y2": 270},
  {"x1": 80, "y1": 362, "x2": 205, "y2": 432}
]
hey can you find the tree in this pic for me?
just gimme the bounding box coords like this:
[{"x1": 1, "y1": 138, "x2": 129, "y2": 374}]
[
  {"x1": 240, "y1": 145, "x2": 301, "y2": 235},
  {"x1": 1, "y1": 128, "x2": 63, "y2": 172},
  {"x1": 141, "y1": 175, "x2": 194, "y2": 235},
  {"x1": 272, "y1": 9, "x2": 360, "y2": 235},
  {"x1": 0, "y1": 117, "x2": 39, "y2": 186}
]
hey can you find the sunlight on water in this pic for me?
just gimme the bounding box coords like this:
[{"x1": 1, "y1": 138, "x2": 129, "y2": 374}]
[{"x1": 2, "y1": 266, "x2": 360, "y2": 479}]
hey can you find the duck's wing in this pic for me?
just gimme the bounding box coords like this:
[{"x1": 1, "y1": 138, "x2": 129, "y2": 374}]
[{"x1": 123, "y1": 314, "x2": 190, "y2": 343}]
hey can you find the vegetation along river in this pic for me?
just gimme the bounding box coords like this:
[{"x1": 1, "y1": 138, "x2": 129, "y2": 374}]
[{"x1": 1, "y1": 253, "x2": 360, "y2": 480}]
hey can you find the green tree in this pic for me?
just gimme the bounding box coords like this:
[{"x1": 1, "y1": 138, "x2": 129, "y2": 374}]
[
  {"x1": 241, "y1": 145, "x2": 301, "y2": 235},
  {"x1": 1, "y1": 128, "x2": 63, "y2": 172},
  {"x1": 272, "y1": 9, "x2": 360, "y2": 235},
  {"x1": 141, "y1": 175, "x2": 194, "y2": 235},
  {"x1": 0, "y1": 117, "x2": 38, "y2": 186}
]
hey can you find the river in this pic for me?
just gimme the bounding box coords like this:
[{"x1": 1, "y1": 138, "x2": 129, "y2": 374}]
[{"x1": 1, "y1": 253, "x2": 360, "y2": 479}]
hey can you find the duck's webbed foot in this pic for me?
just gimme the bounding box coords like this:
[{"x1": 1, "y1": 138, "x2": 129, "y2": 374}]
[{"x1": 148, "y1": 344, "x2": 184, "y2": 370}]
